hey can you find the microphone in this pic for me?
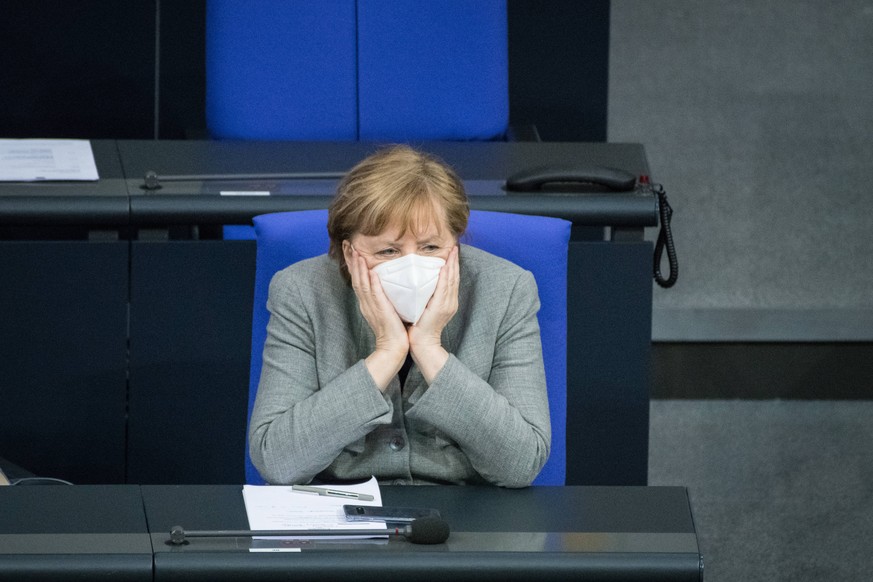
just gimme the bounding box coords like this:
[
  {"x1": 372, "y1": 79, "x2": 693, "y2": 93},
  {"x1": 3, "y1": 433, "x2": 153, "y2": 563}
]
[{"x1": 168, "y1": 516, "x2": 450, "y2": 546}]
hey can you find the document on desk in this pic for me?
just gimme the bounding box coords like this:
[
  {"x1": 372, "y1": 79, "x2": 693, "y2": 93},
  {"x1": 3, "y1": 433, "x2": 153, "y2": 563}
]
[
  {"x1": 0, "y1": 139, "x2": 99, "y2": 181},
  {"x1": 243, "y1": 476, "x2": 385, "y2": 551}
]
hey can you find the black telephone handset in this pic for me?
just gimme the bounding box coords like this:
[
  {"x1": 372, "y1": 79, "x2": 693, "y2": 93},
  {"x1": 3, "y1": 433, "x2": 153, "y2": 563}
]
[
  {"x1": 504, "y1": 165, "x2": 637, "y2": 193},
  {"x1": 504, "y1": 165, "x2": 678, "y2": 288}
]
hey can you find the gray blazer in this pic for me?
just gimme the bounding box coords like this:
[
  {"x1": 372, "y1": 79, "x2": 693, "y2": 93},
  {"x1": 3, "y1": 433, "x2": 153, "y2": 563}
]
[{"x1": 249, "y1": 244, "x2": 550, "y2": 487}]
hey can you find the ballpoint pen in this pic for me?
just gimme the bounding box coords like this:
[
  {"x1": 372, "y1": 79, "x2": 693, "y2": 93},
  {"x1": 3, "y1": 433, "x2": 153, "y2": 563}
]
[{"x1": 291, "y1": 484, "x2": 375, "y2": 502}]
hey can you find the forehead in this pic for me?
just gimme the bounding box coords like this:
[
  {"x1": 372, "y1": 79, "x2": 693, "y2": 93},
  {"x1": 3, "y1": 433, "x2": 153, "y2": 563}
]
[
  {"x1": 358, "y1": 196, "x2": 452, "y2": 240},
  {"x1": 365, "y1": 218, "x2": 449, "y2": 243}
]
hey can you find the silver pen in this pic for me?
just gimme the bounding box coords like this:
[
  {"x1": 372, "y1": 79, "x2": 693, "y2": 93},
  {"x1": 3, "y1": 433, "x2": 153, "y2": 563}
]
[{"x1": 291, "y1": 484, "x2": 375, "y2": 502}]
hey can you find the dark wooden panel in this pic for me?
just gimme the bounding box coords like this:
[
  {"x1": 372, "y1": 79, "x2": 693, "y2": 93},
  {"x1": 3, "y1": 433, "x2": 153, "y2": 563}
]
[
  {"x1": 508, "y1": 0, "x2": 611, "y2": 141},
  {"x1": 0, "y1": 1, "x2": 608, "y2": 141},
  {"x1": 0, "y1": 1, "x2": 155, "y2": 138},
  {"x1": 653, "y1": 342, "x2": 873, "y2": 399},
  {"x1": 567, "y1": 241, "x2": 653, "y2": 486},
  {"x1": 0, "y1": 242, "x2": 128, "y2": 483},
  {"x1": 127, "y1": 240, "x2": 255, "y2": 484}
]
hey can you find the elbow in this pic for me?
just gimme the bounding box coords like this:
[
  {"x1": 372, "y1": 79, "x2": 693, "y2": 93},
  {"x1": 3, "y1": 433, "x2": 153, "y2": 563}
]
[
  {"x1": 498, "y1": 475, "x2": 536, "y2": 489},
  {"x1": 248, "y1": 425, "x2": 308, "y2": 485},
  {"x1": 249, "y1": 429, "x2": 279, "y2": 484},
  {"x1": 249, "y1": 415, "x2": 340, "y2": 485},
  {"x1": 492, "y1": 433, "x2": 551, "y2": 489},
  {"x1": 495, "y1": 463, "x2": 542, "y2": 488}
]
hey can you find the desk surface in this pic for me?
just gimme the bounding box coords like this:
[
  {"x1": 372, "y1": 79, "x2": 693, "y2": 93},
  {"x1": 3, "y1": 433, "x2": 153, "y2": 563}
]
[
  {"x1": 0, "y1": 140, "x2": 128, "y2": 227},
  {"x1": 124, "y1": 140, "x2": 656, "y2": 228},
  {"x1": 0, "y1": 140, "x2": 657, "y2": 229},
  {"x1": 0, "y1": 485, "x2": 701, "y2": 582},
  {"x1": 0, "y1": 485, "x2": 153, "y2": 581},
  {"x1": 145, "y1": 485, "x2": 701, "y2": 582}
]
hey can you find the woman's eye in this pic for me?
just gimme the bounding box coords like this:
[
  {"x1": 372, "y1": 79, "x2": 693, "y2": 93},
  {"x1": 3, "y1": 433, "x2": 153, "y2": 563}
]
[
  {"x1": 421, "y1": 245, "x2": 440, "y2": 253},
  {"x1": 376, "y1": 248, "x2": 399, "y2": 257}
]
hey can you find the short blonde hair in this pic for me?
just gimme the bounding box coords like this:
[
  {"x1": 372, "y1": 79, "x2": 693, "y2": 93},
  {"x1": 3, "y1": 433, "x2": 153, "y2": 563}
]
[{"x1": 327, "y1": 145, "x2": 469, "y2": 276}]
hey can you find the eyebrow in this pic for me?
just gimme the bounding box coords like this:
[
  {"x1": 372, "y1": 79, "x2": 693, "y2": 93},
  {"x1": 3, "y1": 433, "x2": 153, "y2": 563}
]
[{"x1": 379, "y1": 233, "x2": 445, "y2": 246}]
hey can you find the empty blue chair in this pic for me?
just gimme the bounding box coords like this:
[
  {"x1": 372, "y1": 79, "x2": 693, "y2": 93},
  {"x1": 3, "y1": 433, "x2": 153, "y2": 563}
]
[
  {"x1": 246, "y1": 209, "x2": 569, "y2": 485},
  {"x1": 206, "y1": 0, "x2": 508, "y2": 141},
  {"x1": 206, "y1": 1, "x2": 358, "y2": 140},
  {"x1": 356, "y1": 1, "x2": 508, "y2": 141}
]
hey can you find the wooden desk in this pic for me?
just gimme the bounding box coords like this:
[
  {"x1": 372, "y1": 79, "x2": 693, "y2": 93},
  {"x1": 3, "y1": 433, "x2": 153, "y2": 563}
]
[{"x1": 144, "y1": 484, "x2": 703, "y2": 582}]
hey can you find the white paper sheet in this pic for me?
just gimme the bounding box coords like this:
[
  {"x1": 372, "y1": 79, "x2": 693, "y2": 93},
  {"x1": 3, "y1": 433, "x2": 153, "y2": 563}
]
[
  {"x1": 242, "y1": 476, "x2": 385, "y2": 550},
  {"x1": 0, "y1": 139, "x2": 99, "y2": 181}
]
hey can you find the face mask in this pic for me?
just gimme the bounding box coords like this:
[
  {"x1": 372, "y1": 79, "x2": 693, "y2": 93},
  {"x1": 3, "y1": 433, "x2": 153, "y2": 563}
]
[{"x1": 373, "y1": 253, "x2": 445, "y2": 324}]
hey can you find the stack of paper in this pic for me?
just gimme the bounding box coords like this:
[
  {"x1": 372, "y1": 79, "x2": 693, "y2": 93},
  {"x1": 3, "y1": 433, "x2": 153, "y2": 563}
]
[
  {"x1": 0, "y1": 139, "x2": 99, "y2": 182},
  {"x1": 242, "y1": 476, "x2": 385, "y2": 549}
]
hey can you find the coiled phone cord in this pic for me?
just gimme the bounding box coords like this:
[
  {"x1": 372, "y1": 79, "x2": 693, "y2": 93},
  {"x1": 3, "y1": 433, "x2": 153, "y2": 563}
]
[{"x1": 653, "y1": 183, "x2": 678, "y2": 288}]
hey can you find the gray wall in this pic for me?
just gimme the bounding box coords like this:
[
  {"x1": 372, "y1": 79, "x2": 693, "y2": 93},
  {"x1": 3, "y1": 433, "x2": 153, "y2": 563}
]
[{"x1": 609, "y1": 1, "x2": 873, "y2": 342}]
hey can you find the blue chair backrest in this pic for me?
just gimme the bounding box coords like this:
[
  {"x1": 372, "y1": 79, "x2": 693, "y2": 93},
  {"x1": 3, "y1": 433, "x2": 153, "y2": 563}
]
[
  {"x1": 247, "y1": 209, "x2": 569, "y2": 485},
  {"x1": 206, "y1": 0, "x2": 508, "y2": 141}
]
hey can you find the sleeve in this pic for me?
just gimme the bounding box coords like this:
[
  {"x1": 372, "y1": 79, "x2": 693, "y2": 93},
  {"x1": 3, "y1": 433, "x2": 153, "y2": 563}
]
[
  {"x1": 405, "y1": 270, "x2": 551, "y2": 488},
  {"x1": 248, "y1": 268, "x2": 394, "y2": 484}
]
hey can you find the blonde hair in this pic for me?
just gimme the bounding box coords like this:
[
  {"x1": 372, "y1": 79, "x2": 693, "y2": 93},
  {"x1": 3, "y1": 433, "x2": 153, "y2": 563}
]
[{"x1": 327, "y1": 145, "x2": 469, "y2": 276}]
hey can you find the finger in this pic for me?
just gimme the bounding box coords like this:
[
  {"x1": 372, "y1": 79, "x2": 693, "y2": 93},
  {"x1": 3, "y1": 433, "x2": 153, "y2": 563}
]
[
  {"x1": 417, "y1": 262, "x2": 453, "y2": 329},
  {"x1": 351, "y1": 252, "x2": 371, "y2": 295},
  {"x1": 342, "y1": 240, "x2": 354, "y2": 266},
  {"x1": 447, "y1": 245, "x2": 460, "y2": 289},
  {"x1": 436, "y1": 247, "x2": 459, "y2": 302},
  {"x1": 343, "y1": 242, "x2": 362, "y2": 286},
  {"x1": 443, "y1": 248, "x2": 460, "y2": 312},
  {"x1": 367, "y1": 269, "x2": 406, "y2": 336},
  {"x1": 370, "y1": 274, "x2": 405, "y2": 324},
  {"x1": 368, "y1": 268, "x2": 388, "y2": 303},
  {"x1": 347, "y1": 249, "x2": 360, "y2": 287},
  {"x1": 358, "y1": 261, "x2": 393, "y2": 316}
]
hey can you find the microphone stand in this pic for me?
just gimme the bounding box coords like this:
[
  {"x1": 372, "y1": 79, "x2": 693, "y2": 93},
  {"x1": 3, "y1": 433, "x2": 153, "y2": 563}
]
[
  {"x1": 169, "y1": 517, "x2": 450, "y2": 545},
  {"x1": 142, "y1": 171, "x2": 347, "y2": 191}
]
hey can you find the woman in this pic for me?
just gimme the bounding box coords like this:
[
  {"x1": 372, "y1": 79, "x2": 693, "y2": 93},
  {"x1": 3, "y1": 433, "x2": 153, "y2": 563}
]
[{"x1": 249, "y1": 145, "x2": 550, "y2": 487}]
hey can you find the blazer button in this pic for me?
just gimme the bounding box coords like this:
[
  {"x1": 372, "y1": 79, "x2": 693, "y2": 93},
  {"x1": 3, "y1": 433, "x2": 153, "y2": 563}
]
[{"x1": 389, "y1": 436, "x2": 405, "y2": 451}]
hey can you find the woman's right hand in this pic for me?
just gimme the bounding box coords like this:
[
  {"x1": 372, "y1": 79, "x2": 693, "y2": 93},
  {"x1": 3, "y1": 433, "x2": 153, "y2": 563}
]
[{"x1": 347, "y1": 247, "x2": 409, "y2": 390}]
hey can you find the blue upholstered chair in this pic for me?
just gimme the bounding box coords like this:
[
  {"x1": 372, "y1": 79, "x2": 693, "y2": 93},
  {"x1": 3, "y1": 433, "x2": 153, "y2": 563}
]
[
  {"x1": 246, "y1": 209, "x2": 570, "y2": 486},
  {"x1": 206, "y1": 1, "x2": 508, "y2": 141}
]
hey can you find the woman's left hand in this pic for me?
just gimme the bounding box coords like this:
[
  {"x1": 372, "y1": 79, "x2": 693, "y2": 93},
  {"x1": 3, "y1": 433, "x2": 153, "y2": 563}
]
[{"x1": 407, "y1": 245, "x2": 459, "y2": 381}]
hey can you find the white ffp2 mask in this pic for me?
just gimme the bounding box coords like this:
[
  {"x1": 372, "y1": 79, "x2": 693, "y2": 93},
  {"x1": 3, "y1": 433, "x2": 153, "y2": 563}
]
[{"x1": 373, "y1": 253, "x2": 445, "y2": 325}]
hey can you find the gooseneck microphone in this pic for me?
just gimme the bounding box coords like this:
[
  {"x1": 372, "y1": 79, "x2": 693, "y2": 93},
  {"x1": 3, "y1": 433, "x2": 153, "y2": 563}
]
[{"x1": 168, "y1": 516, "x2": 450, "y2": 546}]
